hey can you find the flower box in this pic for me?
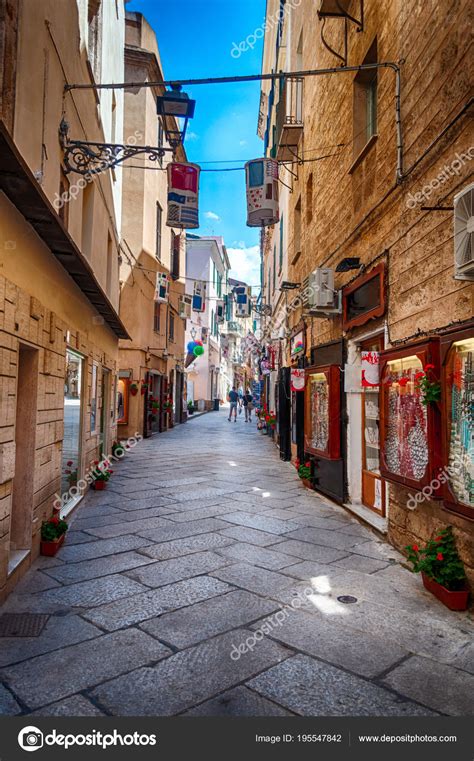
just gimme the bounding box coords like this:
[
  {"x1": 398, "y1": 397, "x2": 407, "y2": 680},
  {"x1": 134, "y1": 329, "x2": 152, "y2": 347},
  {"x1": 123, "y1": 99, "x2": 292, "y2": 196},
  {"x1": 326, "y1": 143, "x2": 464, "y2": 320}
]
[
  {"x1": 302, "y1": 478, "x2": 313, "y2": 489},
  {"x1": 40, "y1": 533, "x2": 65, "y2": 557},
  {"x1": 421, "y1": 573, "x2": 469, "y2": 611}
]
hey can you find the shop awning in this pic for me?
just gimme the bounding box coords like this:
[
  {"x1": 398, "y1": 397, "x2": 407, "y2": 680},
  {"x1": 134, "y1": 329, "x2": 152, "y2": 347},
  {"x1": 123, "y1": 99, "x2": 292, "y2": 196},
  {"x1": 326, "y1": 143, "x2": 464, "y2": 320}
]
[{"x1": 0, "y1": 121, "x2": 129, "y2": 339}]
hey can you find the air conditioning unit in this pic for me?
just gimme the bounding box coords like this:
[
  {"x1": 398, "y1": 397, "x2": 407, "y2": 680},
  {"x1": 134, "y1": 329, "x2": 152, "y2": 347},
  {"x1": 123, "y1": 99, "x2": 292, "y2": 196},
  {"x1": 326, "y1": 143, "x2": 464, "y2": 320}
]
[
  {"x1": 303, "y1": 267, "x2": 342, "y2": 313},
  {"x1": 234, "y1": 285, "x2": 252, "y2": 318},
  {"x1": 216, "y1": 299, "x2": 225, "y2": 324},
  {"x1": 454, "y1": 183, "x2": 474, "y2": 280},
  {"x1": 179, "y1": 294, "x2": 192, "y2": 320}
]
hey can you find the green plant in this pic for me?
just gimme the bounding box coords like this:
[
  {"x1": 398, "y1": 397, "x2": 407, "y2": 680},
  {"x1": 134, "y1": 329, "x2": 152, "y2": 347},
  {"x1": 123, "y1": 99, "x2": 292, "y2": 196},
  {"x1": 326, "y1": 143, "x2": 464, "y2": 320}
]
[
  {"x1": 295, "y1": 458, "x2": 311, "y2": 480},
  {"x1": 405, "y1": 527, "x2": 466, "y2": 591},
  {"x1": 414, "y1": 364, "x2": 441, "y2": 405},
  {"x1": 187, "y1": 400, "x2": 194, "y2": 410},
  {"x1": 41, "y1": 515, "x2": 68, "y2": 542},
  {"x1": 111, "y1": 441, "x2": 125, "y2": 457},
  {"x1": 91, "y1": 459, "x2": 113, "y2": 482}
]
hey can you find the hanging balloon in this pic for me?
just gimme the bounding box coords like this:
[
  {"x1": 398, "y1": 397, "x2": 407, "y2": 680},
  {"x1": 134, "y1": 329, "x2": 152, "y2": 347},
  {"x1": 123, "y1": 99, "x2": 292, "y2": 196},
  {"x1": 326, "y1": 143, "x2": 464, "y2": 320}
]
[
  {"x1": 193, "y1": 345, "x2": 205, "y2": 357},
  {"x1": 195, "y1": 340, "x2": 203, "y2": 346},
  {"x1": 187, "y1": 341, "x2": 197, "y2": 353}
]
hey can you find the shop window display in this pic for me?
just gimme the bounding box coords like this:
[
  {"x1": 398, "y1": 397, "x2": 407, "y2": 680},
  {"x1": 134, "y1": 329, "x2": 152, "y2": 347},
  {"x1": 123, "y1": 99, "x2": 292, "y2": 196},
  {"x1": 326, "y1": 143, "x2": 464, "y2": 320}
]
[
  {"x1": 380, "y1": 340, "x2": 441, "y2": 491},
  {"x1": 442, "y1": 332, "x2": 474, "y2": 516},
  {"x1": 304, "y1": 365, "x2": 340, "y2": 459}
]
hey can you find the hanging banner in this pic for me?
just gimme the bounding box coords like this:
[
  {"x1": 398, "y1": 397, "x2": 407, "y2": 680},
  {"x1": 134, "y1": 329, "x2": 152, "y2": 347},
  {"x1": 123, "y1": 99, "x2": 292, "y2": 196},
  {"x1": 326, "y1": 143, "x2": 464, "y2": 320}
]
[
  {"x1": 361, "y1": 351, "x2": 380, "y2": 387},
  {"x1": 291, "y1": 368, "x2": 305, "y2": 392},
  {"x1": 166, "y1": 162, "x2": 200, "y2": 229},
  {"x1": 290, "y1": 329, "x2": 305, "y2": 357},
  {"x1": 245, "y1": 158, "x2": 279, "y2": 227}
]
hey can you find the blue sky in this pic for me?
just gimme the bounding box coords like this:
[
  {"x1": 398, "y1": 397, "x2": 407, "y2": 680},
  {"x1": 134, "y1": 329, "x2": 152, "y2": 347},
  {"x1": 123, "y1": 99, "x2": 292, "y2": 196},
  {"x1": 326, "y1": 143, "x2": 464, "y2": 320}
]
[{"x1": 126, "y1": 0, "x2": 267, "y2": 290}]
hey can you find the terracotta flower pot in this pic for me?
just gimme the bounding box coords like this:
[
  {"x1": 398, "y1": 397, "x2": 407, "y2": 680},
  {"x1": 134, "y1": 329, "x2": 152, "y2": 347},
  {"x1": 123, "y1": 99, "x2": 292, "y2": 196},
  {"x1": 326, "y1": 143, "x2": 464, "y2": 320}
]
[
  {"x1": 301, "y1": 478, "x2": 313, "y2": 489},
  {"x1": 421, "y1": 572, "x2": 469, "y2": 611},
  {"x1": 92, "y1": 480, "x2": 107, "y2": 490},
  {"x1": 40, "y1": 533, "x2": 65, "y2": 556},
  {"x1": 130, "y1": 386, "x2": 138, "y2": 396}
]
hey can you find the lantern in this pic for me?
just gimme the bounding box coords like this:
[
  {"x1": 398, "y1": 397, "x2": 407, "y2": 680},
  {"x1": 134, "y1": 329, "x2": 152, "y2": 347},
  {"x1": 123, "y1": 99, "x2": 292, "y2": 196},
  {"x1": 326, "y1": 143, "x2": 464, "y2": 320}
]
[
  {"x1": 166, "y1": 162, "x2": 200, "y2": 229},
  {"x1": 245, "y1": 158, "x2": 279, "y2": 227}
]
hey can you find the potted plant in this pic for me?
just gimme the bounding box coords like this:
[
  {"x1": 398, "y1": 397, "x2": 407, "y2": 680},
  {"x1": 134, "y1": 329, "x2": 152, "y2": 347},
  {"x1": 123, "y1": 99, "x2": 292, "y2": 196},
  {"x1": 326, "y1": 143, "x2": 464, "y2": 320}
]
[
  {"x1": 163, "y1": 397, "x2": 172, "y2": 412},
  {"x1": 112, "y1": 440, "x2": 125, "y2": 457},
  {"x1": 405, "y1": 527, "x2": 469, "y2": 610},
  {"x1": 91, "y1": 460, "x2": 113, "y2": 490},
  {"x1": 130, "y1": 382, "x2": 139, "y2": 396},
  {"x1": 187, "y1": 400, "x2": 195, "y2": 415},
  {"x1": 41, "y1": 515, "x2": 68, "y2": 556},
  {"x1": 64, "y1": 460, "x2": 77, "y2": 487},
  {"x1": 265, "y1": 411, "x2": 276, "y2": 430},
  {"x1": 296, "y1": 458, "x2": 313, "y2": 489},
  {"x1": 140, "y1": 380, "x2": 148, "y2": 395}
]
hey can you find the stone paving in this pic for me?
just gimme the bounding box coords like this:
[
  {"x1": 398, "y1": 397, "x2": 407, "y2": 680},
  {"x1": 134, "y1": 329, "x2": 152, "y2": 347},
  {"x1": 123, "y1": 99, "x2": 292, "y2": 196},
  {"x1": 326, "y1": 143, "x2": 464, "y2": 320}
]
[{"x1": 0, "y1": 410, "x2": 473, "y2": 717}]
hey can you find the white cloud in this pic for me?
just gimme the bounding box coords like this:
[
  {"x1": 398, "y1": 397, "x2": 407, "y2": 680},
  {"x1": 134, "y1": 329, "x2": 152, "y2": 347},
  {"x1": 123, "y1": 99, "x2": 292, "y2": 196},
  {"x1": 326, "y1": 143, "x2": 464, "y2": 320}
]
[
  {"x1": 239, "y1": 140, "x2": 247, "y2": 147},
  {"x1": 185, "y1": 131, "x2": 199, "y2": 142},
  {"x1": 227, "y1": 244, "x2": 261, "y2": 288},
  {"x1": 204, "y1": 211, "x2": 220, "y2": 221}
]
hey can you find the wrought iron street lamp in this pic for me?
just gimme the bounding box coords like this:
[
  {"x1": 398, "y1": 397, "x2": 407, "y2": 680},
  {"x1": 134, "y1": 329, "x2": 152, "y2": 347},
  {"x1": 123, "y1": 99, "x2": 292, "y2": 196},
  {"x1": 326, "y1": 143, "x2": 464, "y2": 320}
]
[{"x1": 156, "y1": 87, "x2": 196, "y2": 149}]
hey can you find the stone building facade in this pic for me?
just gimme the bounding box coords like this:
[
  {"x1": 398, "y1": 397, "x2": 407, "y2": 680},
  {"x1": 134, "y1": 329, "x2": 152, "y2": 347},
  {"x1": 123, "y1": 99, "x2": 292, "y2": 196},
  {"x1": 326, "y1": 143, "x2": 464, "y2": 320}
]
[
  {"x1": 259, "y1": 0, "x2": 473, "y2": 583},
  {"x1": 0, "y1": 0, "x2": 127, "y2": 600},
  {"x1": 118, "y1": 11, "x2": 187, "y2": 440}
]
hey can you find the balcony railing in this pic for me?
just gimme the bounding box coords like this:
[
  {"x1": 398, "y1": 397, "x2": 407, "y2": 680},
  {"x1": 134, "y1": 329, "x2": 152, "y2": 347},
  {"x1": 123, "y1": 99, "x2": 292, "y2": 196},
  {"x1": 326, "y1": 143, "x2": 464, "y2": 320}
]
[
  {"x1": 226, "y1": 320, "x2": 244, "y2": 336},
  {"x1": 275, "y1": 77, "x2": 304, "y2": 161}
]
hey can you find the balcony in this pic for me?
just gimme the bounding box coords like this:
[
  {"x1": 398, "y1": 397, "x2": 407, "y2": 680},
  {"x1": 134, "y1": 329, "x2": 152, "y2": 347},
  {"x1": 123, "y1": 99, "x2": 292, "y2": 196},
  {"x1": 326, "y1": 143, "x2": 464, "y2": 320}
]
[
  {"x1": 275, "y1": 77, "x2": 304, "y2": 161},
  {"x1": 225, "y1": 320, "x2": 244, "y2": 336}
]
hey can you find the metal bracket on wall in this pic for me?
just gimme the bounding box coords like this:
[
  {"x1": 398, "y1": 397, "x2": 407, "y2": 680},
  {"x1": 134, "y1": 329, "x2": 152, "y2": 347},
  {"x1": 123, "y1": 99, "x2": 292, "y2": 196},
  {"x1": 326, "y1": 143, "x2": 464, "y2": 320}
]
[{"x1": 318, "y1": 1, "x2": 364, "y2": 66}]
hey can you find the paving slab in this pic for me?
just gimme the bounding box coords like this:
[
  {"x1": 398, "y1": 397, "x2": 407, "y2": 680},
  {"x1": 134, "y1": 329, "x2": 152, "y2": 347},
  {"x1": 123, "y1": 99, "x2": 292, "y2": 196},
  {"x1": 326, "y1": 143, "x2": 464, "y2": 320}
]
[
  {"x1": 14, "y1": 570, "x2": 62, "y2": 594},
  {"x1": 43, "y1": 551, "x2": 156, "y2": 585},
  {"x1": 82, "y1": 576, "x2": 233, "y2": 631},
  {"x1": 218, "y1": 526, "x2": 283, "y2": 547},
  {"x1": 272, "y1": 539, "x2": 350, "y2": 564},
  {"x1": 57, "y1": 535, "x2": 149, "y2": 563},
  {"x1": 219, "y1": 512, "x2": 301, "y2": 535},
  {"x1": 81, "y1": 516, "x2": 173, "y2": 540},
  {"x1": 284, "y1": 527, "x2": 370, "y2": 550},
  {"x1": 329, "y1": 553, "x2": 391, "y2": 574},
  {"x1": 139, "y1": 518, "x2": 232, "y2": 543},
  {"x1": 2, "y1": 629, "x2": 171, "y2": 710},
  {"x1": 210, "y1": 562, "x2": 301, "y2": 598},
  {"x1": 250, "y1": 609, "x2": 408, "y2": 679},
  {"x1": 30, "y1": 695, "x2": 105, "y2": 717},
  {"x1": 0, "y1": 614, "x2": 102, "y2": 668},
  {"x1": 140, "y1": 589, "x2": 280, "y2": 649},
  {"x1": 248, "y1": 655, "x2": 437, "y2": 716},
  {"x1": 0, "y1": 684, "x2": 21, "y2": 715},
  {"x1": 138, "y1": 532, "x2": 234, "y2": 561},
  {"x1": 183, "y1": 686, "x2": 293, "y2": 716},
  {"x1": 125, "y1": 551, "x2": 231, "y2": 588},
  {"x1": 215, "y1": 542, "x2": 300, "y2": 571},
  {"x1": 90, "y1": 629, "x2": 290, "y2": 716},
  {"x1": 381, "y1": 656, "x2": 474, "y2": 715}
]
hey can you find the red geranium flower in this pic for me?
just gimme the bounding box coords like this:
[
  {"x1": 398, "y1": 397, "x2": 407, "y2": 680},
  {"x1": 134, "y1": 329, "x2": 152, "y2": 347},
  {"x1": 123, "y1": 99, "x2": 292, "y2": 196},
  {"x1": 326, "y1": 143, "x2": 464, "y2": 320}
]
[
  {"x1": 398, "y1": 377, "x2": 409, "y2": 387},
  {"x1": 67, "y1": 460, "x2": 73, "y2": 466},
  {"x1": 94, "y1": 460, "x2": 100, "y2": 465},
  {"x1": 424, "y1": 363, "x2": 435, "y2": 371},
  {"x1": 414, "y1": 371, "x2": 425, "y2": 380},
  {"x1": 412, "y1": 544, "x2": 419, "y2": 552},
  {"x1": 436, "y1": 553, "x2": 444, "y2": 561},
  {"x1": 50, "y1": 516, "x2": 59, "y2": 524},
  {"x1": 305, "y1": 462, "x2": 311, "y2": 468},
  {"x1": 435, "y1": 536, "x2": 442, "y2": 542}
]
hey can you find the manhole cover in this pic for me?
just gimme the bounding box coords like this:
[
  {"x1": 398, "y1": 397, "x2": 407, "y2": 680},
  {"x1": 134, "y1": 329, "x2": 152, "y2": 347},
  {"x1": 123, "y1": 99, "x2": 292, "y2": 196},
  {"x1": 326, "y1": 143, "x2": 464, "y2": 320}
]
[
  {"x1": 0, "y1": 614, "x2": 50, "y2": 637},
  {"x1": 337, "y1": 595, "x2": 358, "y2": 604}
]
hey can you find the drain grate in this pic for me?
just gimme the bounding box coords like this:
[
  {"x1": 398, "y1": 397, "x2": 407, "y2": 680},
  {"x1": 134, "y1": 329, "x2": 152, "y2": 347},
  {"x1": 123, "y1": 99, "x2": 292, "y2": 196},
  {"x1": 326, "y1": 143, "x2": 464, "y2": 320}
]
[
  {"x1": 0, "y1": 613, "x2": 50, "y2": 637},
  {"x1": 337, "y1": 595, "x2": 358, "y2": 604}
]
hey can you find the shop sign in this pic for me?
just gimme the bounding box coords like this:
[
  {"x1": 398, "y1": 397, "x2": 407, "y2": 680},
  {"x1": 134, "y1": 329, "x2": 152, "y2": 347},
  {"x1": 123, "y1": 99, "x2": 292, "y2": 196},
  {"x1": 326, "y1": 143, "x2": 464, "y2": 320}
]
[
  {"x1": 361, "y1": 350, "x2": 380, "y2": 387},
  {"x1": 291, "y1": 368, "x2": 305, "y2": 392}
]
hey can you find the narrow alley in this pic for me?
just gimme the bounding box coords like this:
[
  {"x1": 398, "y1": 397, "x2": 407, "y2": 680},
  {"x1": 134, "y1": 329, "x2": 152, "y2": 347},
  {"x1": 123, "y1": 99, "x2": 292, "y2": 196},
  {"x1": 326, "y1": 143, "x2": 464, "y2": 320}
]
[{"x1": 1, "y1": 411, "x2": 472, "y2": 718}]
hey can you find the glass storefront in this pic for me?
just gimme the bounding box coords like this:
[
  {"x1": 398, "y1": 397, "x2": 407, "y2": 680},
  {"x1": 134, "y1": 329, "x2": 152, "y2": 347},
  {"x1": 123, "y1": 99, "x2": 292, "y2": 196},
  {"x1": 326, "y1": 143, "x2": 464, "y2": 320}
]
[{"x1": 61, "y1": 349, "x2": 83, "y2": 499}]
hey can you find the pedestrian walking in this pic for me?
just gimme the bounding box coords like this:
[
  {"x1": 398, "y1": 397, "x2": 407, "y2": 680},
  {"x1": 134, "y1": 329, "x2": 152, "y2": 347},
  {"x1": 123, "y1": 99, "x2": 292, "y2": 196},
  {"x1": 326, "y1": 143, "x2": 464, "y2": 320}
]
[
  {"x1": 243, "y1": 388, "x2": 254, "y2": 422},
  {"x1": 227, "y1": 386, "x2": 240, "y2": 422}
]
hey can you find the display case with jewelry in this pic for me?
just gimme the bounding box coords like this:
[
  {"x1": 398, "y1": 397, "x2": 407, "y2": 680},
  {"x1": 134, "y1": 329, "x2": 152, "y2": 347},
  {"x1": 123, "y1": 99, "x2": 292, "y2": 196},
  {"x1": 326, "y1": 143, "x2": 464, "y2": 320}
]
[
  {"x1": 379, "y1": 339, "x2": 442, "y2": 492},
  {"x1": 441, "y1": 324, "x2": 474, "y2": 519}
]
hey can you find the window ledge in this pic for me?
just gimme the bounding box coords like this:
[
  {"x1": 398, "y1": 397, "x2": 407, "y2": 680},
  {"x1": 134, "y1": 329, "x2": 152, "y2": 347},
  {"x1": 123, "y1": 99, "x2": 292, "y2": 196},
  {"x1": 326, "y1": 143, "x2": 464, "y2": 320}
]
[
  {"x1": 349, "y1": 134, "x2": 378, "y2": 175},
  {"x1": 291, "y1": 250, "x2": 302, "y2": 266}
]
